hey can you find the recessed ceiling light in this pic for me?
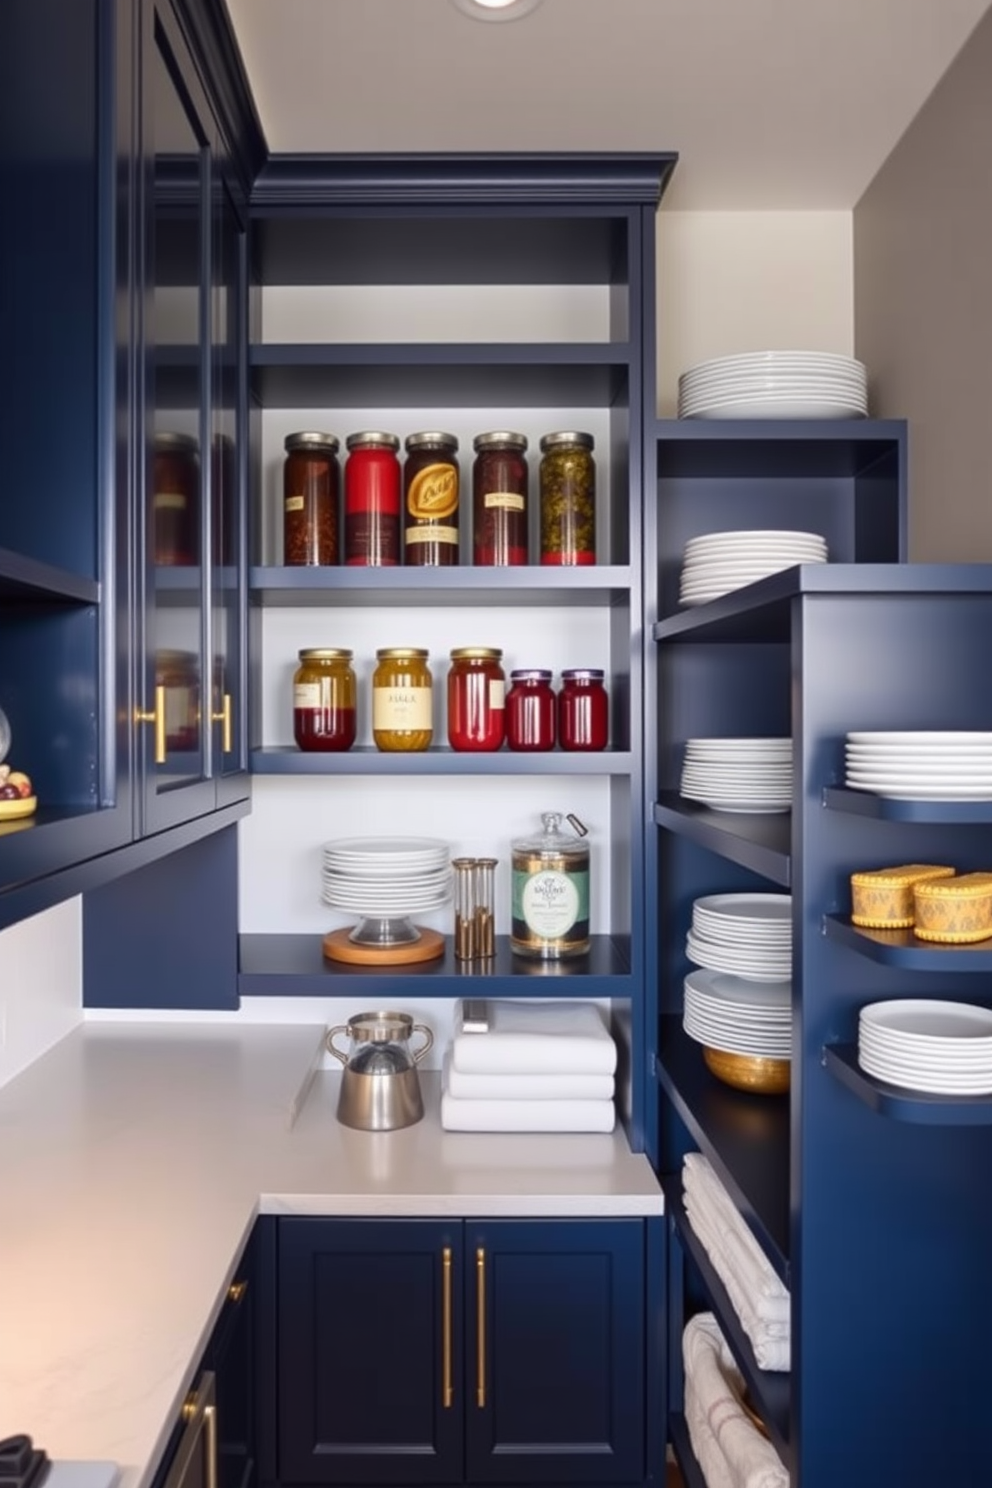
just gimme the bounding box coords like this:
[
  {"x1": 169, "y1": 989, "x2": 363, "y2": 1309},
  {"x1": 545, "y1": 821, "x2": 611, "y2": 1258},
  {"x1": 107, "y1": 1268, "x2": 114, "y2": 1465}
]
[{"x1": 450, "y1": 0, "x2": 544, "y2": 21}]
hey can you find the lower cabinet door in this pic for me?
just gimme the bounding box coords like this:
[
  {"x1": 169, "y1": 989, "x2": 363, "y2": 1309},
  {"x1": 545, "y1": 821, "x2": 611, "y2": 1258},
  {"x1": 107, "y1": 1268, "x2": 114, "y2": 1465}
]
[
  {"x1": 463, "y1": 1219, "x2": 645, "y2": 1485},
  {"x1": 277, "y1": 1217, "x2": 464, "y2": 1484}
]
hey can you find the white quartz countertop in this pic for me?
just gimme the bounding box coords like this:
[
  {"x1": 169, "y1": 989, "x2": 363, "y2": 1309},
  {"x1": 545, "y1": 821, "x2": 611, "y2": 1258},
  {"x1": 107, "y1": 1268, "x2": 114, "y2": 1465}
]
[{"x1": 0, "y1": 1022, "x2": 662, "y2": 1488}]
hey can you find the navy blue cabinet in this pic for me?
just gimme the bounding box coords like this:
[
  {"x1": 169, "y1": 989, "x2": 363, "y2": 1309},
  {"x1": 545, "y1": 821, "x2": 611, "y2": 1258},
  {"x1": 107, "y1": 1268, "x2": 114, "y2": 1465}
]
[{"x1": 272, "y1": 1216, "x2": 649, "y2": 1488}]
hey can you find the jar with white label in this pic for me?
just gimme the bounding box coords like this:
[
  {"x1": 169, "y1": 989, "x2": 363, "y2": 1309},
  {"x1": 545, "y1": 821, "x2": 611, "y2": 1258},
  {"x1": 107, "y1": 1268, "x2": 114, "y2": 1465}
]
[
  {"x1": 372, "y1": 648, "x2": 433, "y2": 752},
  {"x1": 510, "y1": 811, "x2": 590, "y2": 959}
]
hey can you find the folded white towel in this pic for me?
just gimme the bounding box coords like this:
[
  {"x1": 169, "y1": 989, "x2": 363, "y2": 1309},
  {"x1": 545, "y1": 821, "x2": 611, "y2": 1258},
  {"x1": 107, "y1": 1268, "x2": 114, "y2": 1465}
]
[
  {"x1": 445, "y1": 1054, "x2": 614, "y2": 1102},
  {"x1": 683, "y1": 1313, "x2": 789, "y2": 1488},
  {"x1": 450, "y1": 999, "x2": 617, "y2": 1076},
  {"x1": 440, "y1": 1090, "x2": 616, "y2": 1132},
  {"x1": 684, "y1": 1155, "x2": 792, "y2": 1314},
  {"x1": 683, "y1": 1188, "x2": 791, "y2": 1325}
]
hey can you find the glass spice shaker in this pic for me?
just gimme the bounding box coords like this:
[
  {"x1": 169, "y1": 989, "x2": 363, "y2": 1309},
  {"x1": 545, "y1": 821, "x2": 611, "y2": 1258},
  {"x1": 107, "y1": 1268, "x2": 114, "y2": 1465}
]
[
  {"x1": 283, "y1": 431, "x2": 340, "y2": 566},
  {"x1": 539, "y1": 431, "x2": 596, "y2": 566},
  {"x1": 472, "y1": 431, "x2": 529, "y2": 566},
  {"x1": 474, "y1": 858, "x2": 497, "y2": 959},
  {"x1": 453, "y1": 857, "x2": 477, "y2": 961}
]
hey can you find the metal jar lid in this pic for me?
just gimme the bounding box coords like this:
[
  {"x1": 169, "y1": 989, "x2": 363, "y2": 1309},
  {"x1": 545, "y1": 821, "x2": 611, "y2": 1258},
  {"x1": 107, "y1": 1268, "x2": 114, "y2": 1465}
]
[
  {"x1": 154, "y1": 431, "x2": 199, "y2": 454},
  {"x1": 346, "y1": 431, "x2": 400, "y2": 452},
  {"x1": 539, "y1": 431, "x2": 595, "y2": 453},
  {"x1": 405, "y1": 431, "x2": 459, "y2": 452},
  {"x1": 561, "y1": 668, "x2": 605, "y2": 681},
  {"x1": 473, "y1": 431, "x2": 528, "y2": 452},
  {"x1": 510, "y1": 668, "x2": 553, "y2": 682},
  {"x1": 285, "y1": 430, "x2": 340, "y2": 453},
  {"x1": 346, "y1": 1010, "x2": 415, "y2": 1043},
  {"x1": 449, "y1": 647, "x2": 503, "y2": 660},
  {"x1": 376, "y1": 647, "x2": 429, "y2": 660},
  {"x1": 298, "y1": 648, "x2": 354, "y2": 661}
]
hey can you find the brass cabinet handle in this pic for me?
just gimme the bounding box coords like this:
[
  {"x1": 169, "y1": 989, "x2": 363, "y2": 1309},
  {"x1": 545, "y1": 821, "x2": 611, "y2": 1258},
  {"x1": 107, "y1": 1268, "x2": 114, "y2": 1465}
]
[
  {"x1": 227, "y1": 1278, "x2": 247, "y2": 1304},
  {"x1": 166, "y1": 1372, "x2": 216, "y2": 1488},
  {"x1": 204, "y1": 1401, "x2": 218, "y2": 1488},
  {"x1": 476, "y1": 1246, "x2": 486, "y2": 1408},
  {"x1": 212, "y1": 691, "x2": 233, "y2": 754},
  {"x1": 442, "y1": 1245, "x2": 453, "y2": 1408},
  {"x1": 135, "y1": 684, "x2": 167, "y2": 764}
]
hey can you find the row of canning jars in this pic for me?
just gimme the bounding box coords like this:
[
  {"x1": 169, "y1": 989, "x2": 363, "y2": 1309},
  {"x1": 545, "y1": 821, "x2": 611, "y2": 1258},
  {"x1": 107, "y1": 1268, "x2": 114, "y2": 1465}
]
[
  {"x1": 293, "y1": 647, "x2": 609, "y2": 753},
  {"x1": 283, "y1": 429, "x2": 596, "y2": 568}
]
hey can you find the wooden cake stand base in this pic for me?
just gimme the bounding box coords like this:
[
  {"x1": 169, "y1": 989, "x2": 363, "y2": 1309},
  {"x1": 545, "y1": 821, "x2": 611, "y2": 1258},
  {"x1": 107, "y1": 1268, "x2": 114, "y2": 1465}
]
[{"x1": 322, "y1": 927, "x2": 446, "y2": 966}]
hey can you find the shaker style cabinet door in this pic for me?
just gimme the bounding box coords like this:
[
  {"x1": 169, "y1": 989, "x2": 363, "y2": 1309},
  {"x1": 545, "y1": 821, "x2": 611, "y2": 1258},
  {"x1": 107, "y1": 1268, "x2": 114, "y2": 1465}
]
[
  {"x1": 277, "y1": 1218, "x2": 464, "y2": 1485},
  {"x1": 463, "y1": 1220, "x2": 645, "y2": 1485}
]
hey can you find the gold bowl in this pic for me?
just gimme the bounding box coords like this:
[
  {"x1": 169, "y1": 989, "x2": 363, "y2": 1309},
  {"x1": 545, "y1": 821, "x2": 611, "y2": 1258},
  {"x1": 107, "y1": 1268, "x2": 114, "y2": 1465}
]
[{"x1": 703, "y1": 1045, "x2": 790, "y2": 1095}]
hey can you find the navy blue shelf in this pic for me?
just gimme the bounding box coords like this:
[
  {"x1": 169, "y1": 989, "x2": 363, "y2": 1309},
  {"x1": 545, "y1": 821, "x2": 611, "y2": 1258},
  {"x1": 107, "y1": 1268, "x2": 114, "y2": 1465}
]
[
  {"x1": 238, "y1": 932, "x2": 632, "y2": 997},
  {"x1": 251, "y1": 745, "x2": 630, "y2": 776},
  {"x1": 0, "y1": 547, "x2": 100, "y2": 605},
  {"x1": 824, "y1": 913, "x2": 992, "y2": 969},
  {"x1": 656, "y1": 1018, "x2": 790, "y2": 1284},
  {"x1": 654, "y1": 418, "x2": 907, "y2": 477},
  {"x1": 823, "y1": 1043, "x2": 992, "y2": 1124},
  {"x1": 249, "y1": 564, "x2": 633, "y2": 606},
  {"x1": 664, "y1": 1177, "x2": 791, "y2": 1458},
  {"x1": 823, "y1": 785, "x2": 992, "y2": 823},
  {"x1": 653, "y1": 794, "x2": 790, "y2": 886},
  {"x1": 249, "y1": 344, "x2": 631, "y2": 408},
  {"x1": 667, "y1": 1415, "x2": 706, "y2": 1488}
]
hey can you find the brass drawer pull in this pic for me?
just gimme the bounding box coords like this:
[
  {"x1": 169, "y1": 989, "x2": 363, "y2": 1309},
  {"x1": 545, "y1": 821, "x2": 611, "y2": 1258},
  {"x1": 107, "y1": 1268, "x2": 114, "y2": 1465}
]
[
  {"x1": 442, "y1": 1245, "x2": 453, "y2": 1408},
  {"x1": 476, "y1": 1246, "x2": 486, "y2": 1408}
]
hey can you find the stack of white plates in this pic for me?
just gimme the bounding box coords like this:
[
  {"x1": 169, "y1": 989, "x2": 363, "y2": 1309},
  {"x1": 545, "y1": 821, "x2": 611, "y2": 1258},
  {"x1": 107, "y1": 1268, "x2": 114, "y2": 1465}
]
[
  {"x1": 680, "y1": 737, "x2": 792, "y2": 814},
  {"x1": 845, "y1": 731, "x2": 992, "y2": 801},
  {"x1": 683, "y1": 968, "x2": 792, "y2": 1059},
  {"x1": 321, "y1": 836, "x2": 452, "y2": 918},
  {"x1": 677, "y1": 351, "x2": 868, "y2": 420},
  {"x1": 858, "y1": 999, "x2": 992, "y2": 1094},
  {"x1": 679, "y1": 529, "x2": 828, "y2": 606},
  {"x1": 686, "y1": 892, "x2": 792, "y2": 981}
]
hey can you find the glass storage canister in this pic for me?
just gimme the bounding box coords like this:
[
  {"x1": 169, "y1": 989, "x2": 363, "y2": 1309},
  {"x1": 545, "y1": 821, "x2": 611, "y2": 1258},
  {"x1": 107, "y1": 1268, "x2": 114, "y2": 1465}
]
[
  {"x1": 372, "y1": 648, "x2": 433, "y2": 752},
  {"x1": 447, "y1": 647, "x2": 506, "y2": 752},
  {"x1": 153, "y1": 431, "x2": 199, "y2": 566},
  {"x1": 344, "y1": 430, "x2": 401, "y2": 566},
  {"x1": 403, "y1": 431, "x2": 460, "y2": 566},
  {"x1": 505, "y1": 668, "x2": 556, "y2": 752},
  {"x1": 472, "y1": 431, "x2": 528, "y2": 566},
  {"x1": 559, "y1": 668, "x2": 609, "y2": 751},
  {"x1": 539, "y1": 431, "x2": 596, "y2": 566},
  {"x1": 293, "y1": 648, "x2": 357, "y2": 752},
  {"x1": 511, "y1": 811, "x2": 590, "y2": 959},
  {"x1": 283, "y1": 431, "x2": 340, "y2": 566}
]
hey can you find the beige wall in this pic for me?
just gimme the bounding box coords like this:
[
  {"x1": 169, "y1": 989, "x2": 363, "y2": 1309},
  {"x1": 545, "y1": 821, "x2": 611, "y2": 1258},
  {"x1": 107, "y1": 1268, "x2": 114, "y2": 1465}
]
[{"x1": 854, "y1": 7, "x2": 992, "y2": 561}]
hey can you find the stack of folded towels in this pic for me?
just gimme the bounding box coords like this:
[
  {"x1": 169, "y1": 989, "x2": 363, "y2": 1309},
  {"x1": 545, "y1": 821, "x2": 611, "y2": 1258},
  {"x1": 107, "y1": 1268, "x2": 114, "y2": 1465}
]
[
  {"x1": 683, "y1": 1153, "x2": 790, "y2": 1371},
  {"x1": 440, "y1": 999, "x2": 617, "y2": 1132},
  {"x1": 683, "y1": 1312, "x2": 789, "y2": 1488}
]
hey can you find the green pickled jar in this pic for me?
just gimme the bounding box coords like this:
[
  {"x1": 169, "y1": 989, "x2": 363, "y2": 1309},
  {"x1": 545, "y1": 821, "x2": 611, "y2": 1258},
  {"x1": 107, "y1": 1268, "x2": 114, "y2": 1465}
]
[{"x1": 539, "y1": 431, "x2": 596, "y2": 566}]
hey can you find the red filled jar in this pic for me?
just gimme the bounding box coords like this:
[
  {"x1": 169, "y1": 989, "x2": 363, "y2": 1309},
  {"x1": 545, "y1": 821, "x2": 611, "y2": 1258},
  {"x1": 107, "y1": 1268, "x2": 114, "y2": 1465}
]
[
  {"x1": 293, "y1": 648, "x2": 357, "y2": 752},
  {"x1": 505, "y1": 669, "x2": 556, "y2": 752},
  {"x1": 558, "y1": 669, "x2": 608, "y2": 751},
  {"x1": 472, "y1": 431, "x2": 528, "y2": 566},
  {"x1": 447, "y1": 647, "x2": 505, "y2": 752},
  {"x1": 344, "y1": 431, "x2": 401, "y2": 566}
]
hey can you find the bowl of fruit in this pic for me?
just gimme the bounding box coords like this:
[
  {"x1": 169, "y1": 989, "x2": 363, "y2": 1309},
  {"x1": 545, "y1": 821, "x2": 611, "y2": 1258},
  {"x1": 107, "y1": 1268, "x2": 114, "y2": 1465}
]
[{"x1": 0, "y1": 707, "x2": 36, "y2": 820}]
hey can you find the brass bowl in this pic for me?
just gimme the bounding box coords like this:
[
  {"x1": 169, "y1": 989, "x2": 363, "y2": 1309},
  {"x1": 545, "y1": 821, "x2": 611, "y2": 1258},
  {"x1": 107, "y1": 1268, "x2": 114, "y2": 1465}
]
[{"x1": 703, "y1": 1045, "x2": 790, "y2": 1095}]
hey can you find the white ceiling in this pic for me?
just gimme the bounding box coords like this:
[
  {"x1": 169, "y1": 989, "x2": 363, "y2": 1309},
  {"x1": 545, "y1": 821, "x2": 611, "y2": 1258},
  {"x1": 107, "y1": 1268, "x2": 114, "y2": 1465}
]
[{"x1": 224, "y1": 0, "x2": 992, "y2": 209}]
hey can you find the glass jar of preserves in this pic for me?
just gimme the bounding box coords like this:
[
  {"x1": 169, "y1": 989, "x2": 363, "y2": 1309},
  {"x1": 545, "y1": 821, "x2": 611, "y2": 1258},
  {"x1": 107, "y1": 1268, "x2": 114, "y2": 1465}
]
[
  {"x1": 293, "y1": 649, "x2": 357, "y2": 752},
  {"x1": 284, "y1": 431, "x2": 340, "y2": 566},
  {"x1": 153, "y1": 432, "x2": 199, "y2": 566},
  {"x1": 447, "y1": 647, "x2": 506, "y2": 752},
  {"x1": 511, "y1": 811, "x2": 590, "y2": 959},
  {"x1": 372, "y1": 648, "x2": 433, "y2": 751},
  {"x1": 558, "y1": 668, "x2": 609, "y2": 751},
  {"x1": 404, "y1": 432, "x2": 460, "y2": 566},
  {"x1": 155, "y1": 649, "x2": 199, "y2": 753},
  {"x1": 539, "y1": 431, "x2": 596, "y2": 566},
  {"x1": 344, "y1": 431, "x2": 401, "y2": 566},
  {"x1": 472, "y1": 431, "x2": 528, "y2": 566},
  {"x1": 505, "y1": 669, "x2": 556, "y2": 752}
]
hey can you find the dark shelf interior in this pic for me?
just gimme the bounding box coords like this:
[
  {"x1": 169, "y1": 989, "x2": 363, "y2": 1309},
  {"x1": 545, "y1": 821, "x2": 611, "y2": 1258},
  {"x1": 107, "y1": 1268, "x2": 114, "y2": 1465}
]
[
  {"x1": 0, "y1": 547, "x2": 99, "y2": 606},
  {"x1": 238, "y1": 932, "x2": 632, "y2": 996},
  {"x1": 654, "y1": 420, "x2": 906, "y2": 479},
  {"x1": 824, "y1": 914, "x2": 992, "y2": 970},
  {"x1": 657, "y1": 1017, "x2": 790, "y2": 1283},
  {"x1": 249, "y1": 565, "x2": 633, "y2": 606},
  {"x1": 823, "y1": 1043, "x2": 992, "y2": 1125},
  {"x1": 653, "y1": 795, "x2": 791, "y2": 887}
]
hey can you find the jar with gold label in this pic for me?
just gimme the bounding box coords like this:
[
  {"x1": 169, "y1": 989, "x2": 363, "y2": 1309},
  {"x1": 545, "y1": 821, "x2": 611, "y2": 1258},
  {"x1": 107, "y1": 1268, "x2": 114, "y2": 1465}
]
[
  {"x1": 372, "y1": 648, "x2": 433, "y2": 751},
  {"x1": 293, "y1": 649, "x2": 357, "y2": 752},
  {"x1": 403, "y1": 432, "x2": 459, "y2": 566},
  {"x1": 511, "y1": 811, "x2": 591, "y2": 959}
]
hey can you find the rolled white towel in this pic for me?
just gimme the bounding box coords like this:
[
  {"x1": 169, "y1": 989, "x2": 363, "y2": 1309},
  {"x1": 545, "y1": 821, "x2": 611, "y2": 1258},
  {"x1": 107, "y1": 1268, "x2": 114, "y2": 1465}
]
[
  {"x1": 450, "y1": 999, "x2": 617, "y2": 1076},
  {"x1": 684, "y1": 1155, "x2": 792, "y2": 1310},
  {"x1": 440, "y1": 1090, "x2": 616, "y2": 1133},
  {"x1": 682, "y1": 1192, "x2": 791, "y2": 1370},
  {"x1": 683, "y1": 1313, "x2": 789, "y2": 1488}
]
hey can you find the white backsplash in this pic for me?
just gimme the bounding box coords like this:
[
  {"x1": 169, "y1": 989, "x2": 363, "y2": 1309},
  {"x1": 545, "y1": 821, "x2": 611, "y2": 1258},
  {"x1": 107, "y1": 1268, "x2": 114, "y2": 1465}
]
[{"x1": 0, "y1": 898, "x2": 83, "y2": 1089}]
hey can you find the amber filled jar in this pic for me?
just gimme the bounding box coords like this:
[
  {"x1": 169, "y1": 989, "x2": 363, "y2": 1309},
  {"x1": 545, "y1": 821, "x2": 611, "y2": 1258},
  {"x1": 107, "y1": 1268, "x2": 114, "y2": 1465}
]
[
  {"x1": 472, "y1": 431, "x2": 528, "y2": 566},
  {"x1": 284, "y1": 432, "x2": 340, "y2": 566},
  {"x1": 539, "y1": 431, "x2": 596, "y2": 566},
  {"x1": 404, "y1": 432, "x2": 460, "y2": 566},
  {"x1": 293, "y1": 649, "x2": 357, "y2": 753},
  {"x1": 447, "y1": 648, "x2": 506, "y2": 752},
  {"x1": 344, "y1": 431, "x2": 401, "y2": 566},
  {"x1": 373, "y1": 648, "x2": 433, "y2": 751},
  {"x1": 559, "y1": 669, "x2": 609, "y2": 751},
  {"x1": 153, "y1": 432, "x2": 199, "y2": 566},
  {"x1": 156, "y1": 649, "x2": 199, "y2": 752},
  {"x1": 505, "y1": 669, "x2": 556, "y2": 752}
]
